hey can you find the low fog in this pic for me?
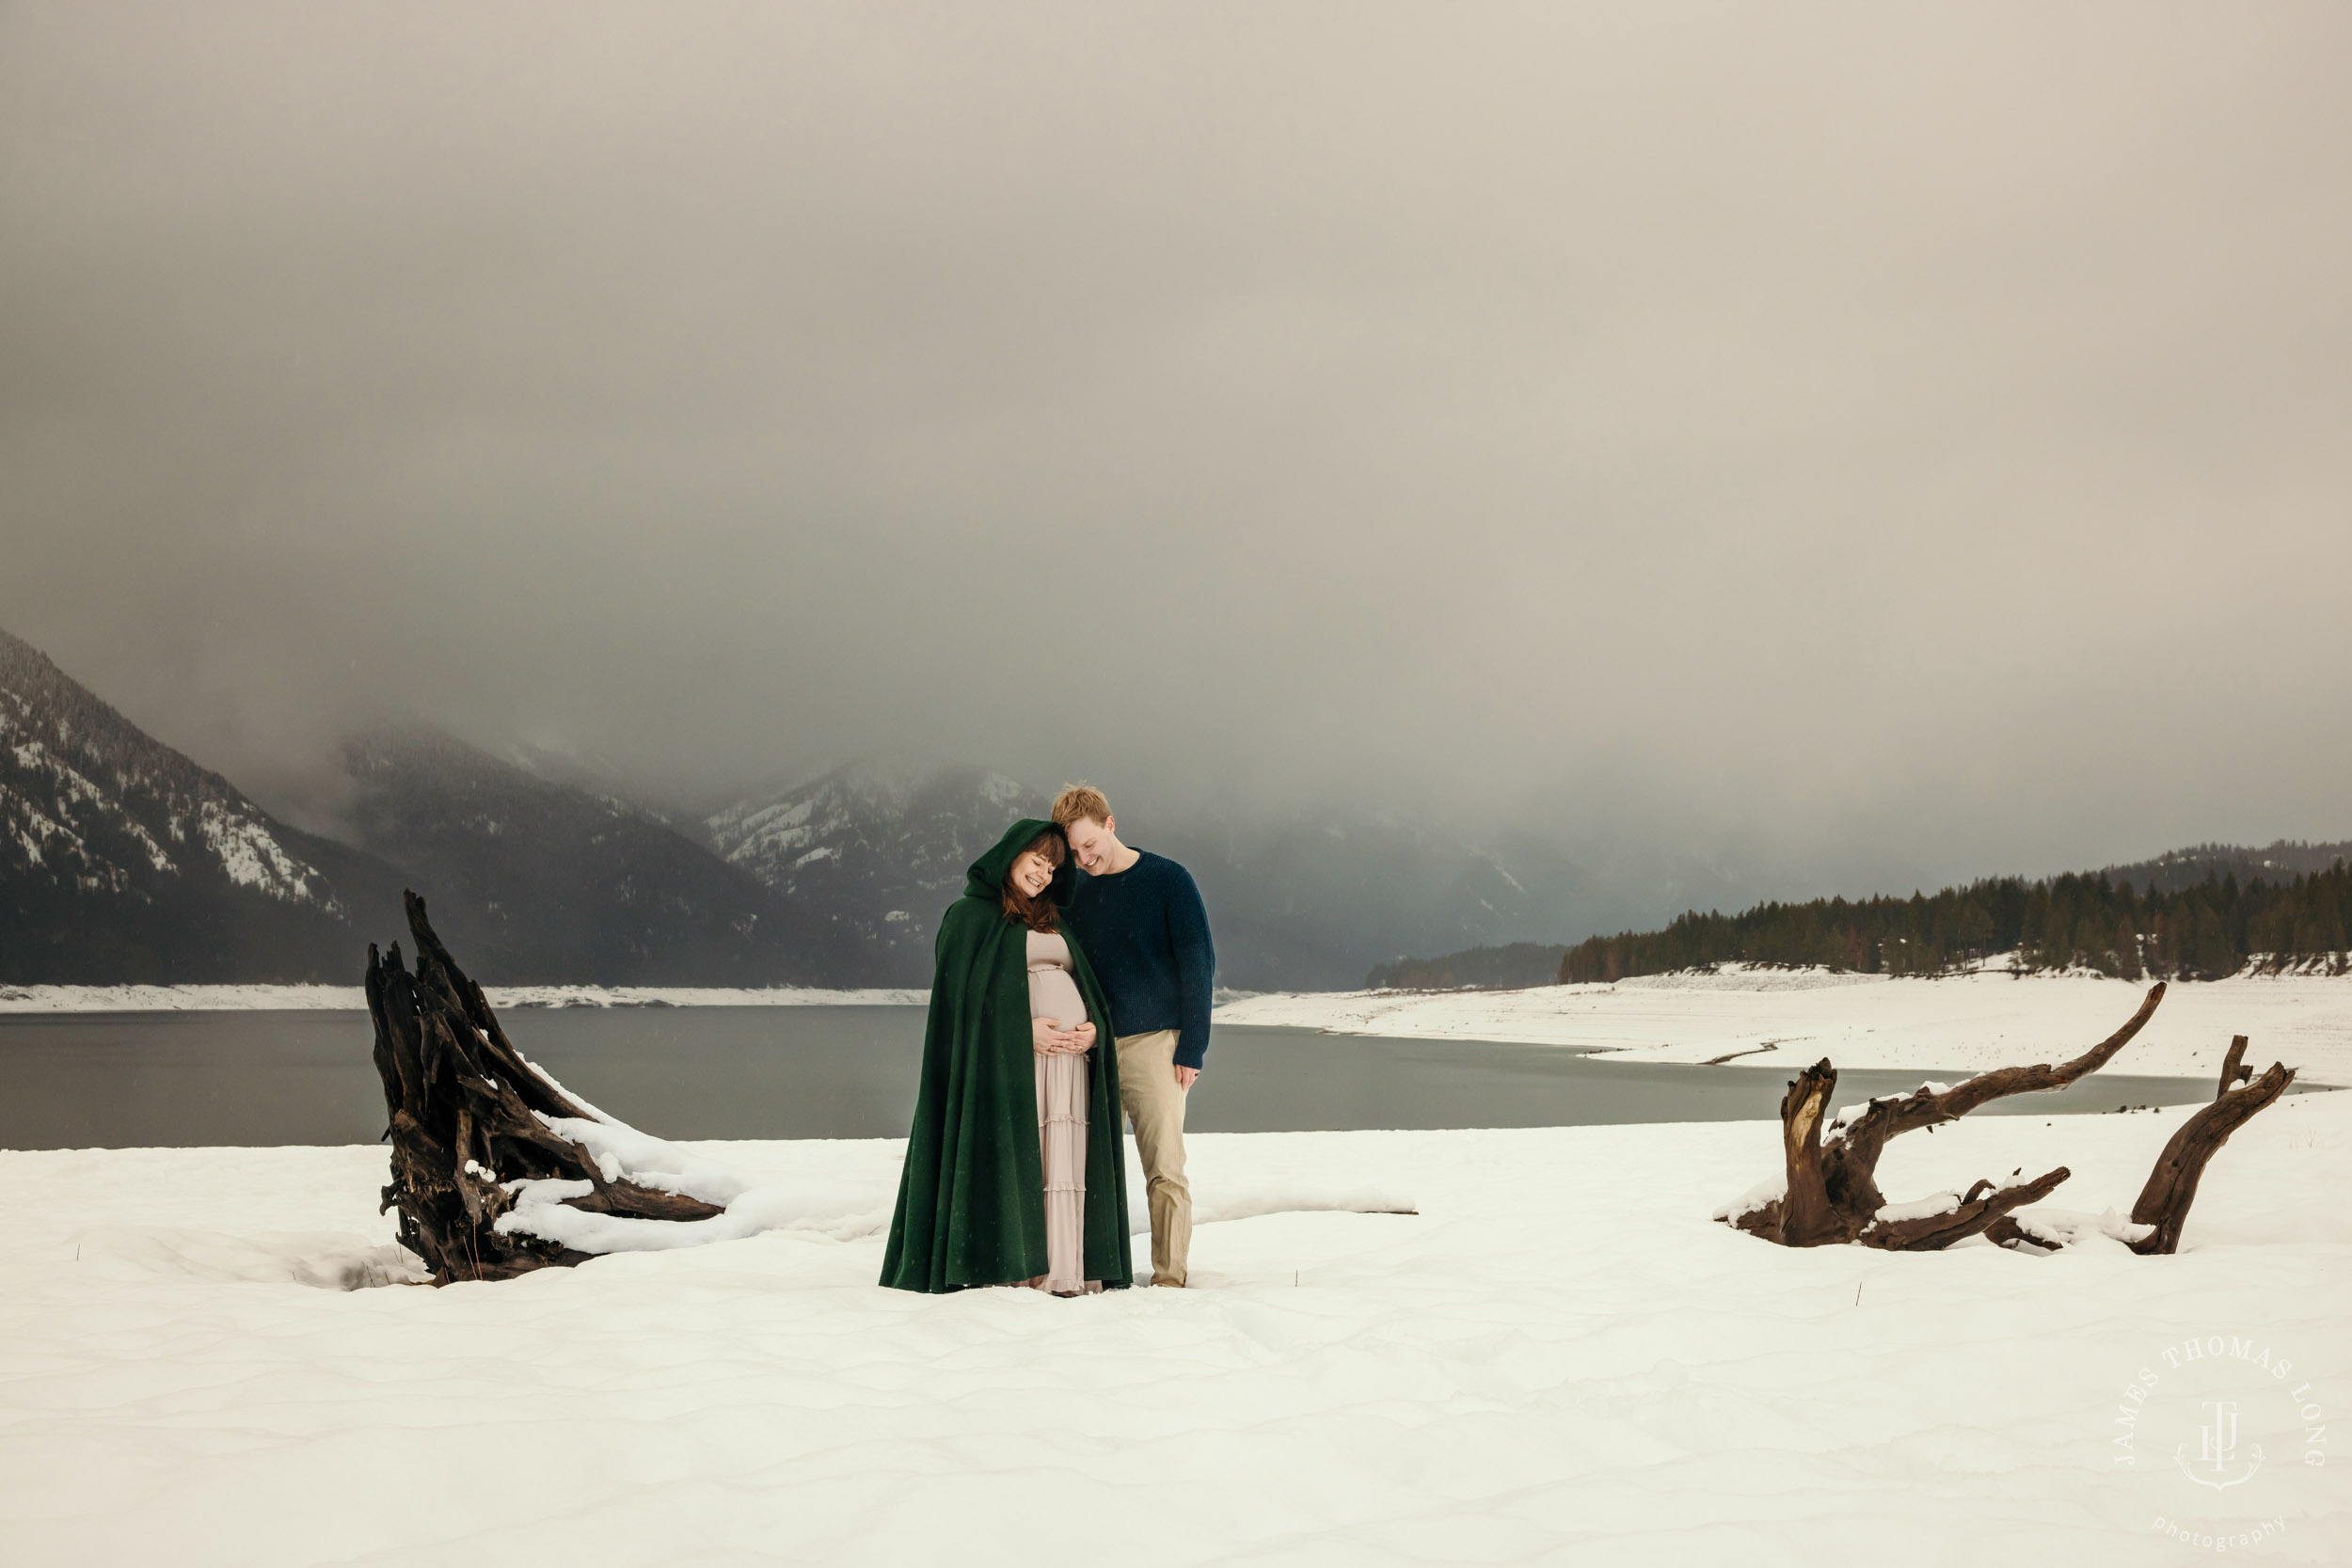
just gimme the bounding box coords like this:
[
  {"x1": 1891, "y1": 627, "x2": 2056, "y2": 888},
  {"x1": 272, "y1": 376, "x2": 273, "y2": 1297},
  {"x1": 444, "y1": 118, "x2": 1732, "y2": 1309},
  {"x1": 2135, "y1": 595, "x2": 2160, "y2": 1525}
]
[{"x1": 4, "y1": 2, "x2": 2347, "y2": 903}]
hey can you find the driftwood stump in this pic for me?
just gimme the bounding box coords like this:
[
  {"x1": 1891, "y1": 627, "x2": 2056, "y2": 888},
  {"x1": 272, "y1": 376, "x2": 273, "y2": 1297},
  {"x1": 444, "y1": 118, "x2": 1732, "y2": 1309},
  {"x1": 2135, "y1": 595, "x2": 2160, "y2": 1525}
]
[
  {"x1": 1727, "y1": 984, "x2": 2166, "y2": 1249},
  {"x1": 1722, "y1": 981, "x2": 2298, "y2": 1256},
  {"x1": 369, "y1": 890, "x2": 723, "y2": 1283}
]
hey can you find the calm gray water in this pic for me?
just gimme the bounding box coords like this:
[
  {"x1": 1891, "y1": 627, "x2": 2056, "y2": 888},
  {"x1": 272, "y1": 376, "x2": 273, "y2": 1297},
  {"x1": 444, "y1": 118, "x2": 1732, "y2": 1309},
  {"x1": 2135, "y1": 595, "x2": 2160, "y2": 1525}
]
[{"x1": 0, "y1": 1006, "x2": 2270, "y2": 1150}]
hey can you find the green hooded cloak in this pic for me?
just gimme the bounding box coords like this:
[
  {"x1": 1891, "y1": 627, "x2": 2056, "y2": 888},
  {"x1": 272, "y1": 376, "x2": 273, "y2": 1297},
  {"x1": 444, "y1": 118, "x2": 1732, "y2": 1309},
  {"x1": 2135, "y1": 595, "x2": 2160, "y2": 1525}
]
[{"x1": 879, "y1": 818, "x2": 1135, "y2": 1292}]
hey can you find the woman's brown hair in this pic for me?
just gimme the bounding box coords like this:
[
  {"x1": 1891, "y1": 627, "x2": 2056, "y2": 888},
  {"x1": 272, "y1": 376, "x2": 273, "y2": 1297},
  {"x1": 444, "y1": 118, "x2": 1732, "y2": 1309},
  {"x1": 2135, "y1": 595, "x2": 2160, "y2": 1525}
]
[{"x1": 1000, "y1": 828, "x2": 1066, "y2": 933}]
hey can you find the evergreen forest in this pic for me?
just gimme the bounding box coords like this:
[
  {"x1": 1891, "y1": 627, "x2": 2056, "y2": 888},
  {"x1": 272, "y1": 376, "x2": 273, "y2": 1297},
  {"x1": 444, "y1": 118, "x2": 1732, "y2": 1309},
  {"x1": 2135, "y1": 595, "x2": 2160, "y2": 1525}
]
[{"x1": 1556, "y1": 861, "x2": 2352, "y2": 985}]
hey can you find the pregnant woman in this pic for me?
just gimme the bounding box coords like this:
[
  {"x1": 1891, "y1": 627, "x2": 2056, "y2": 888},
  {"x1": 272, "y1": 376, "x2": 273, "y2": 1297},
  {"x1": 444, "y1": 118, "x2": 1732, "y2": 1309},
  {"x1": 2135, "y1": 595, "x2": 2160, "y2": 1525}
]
[{"x1": 880, "y1": 818, "x2": 1134, "y2": 1295}]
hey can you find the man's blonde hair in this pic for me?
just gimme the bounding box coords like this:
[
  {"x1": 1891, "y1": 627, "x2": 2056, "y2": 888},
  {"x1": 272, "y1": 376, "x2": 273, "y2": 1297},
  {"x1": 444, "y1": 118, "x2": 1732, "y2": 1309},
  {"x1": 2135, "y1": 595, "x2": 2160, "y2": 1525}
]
[{"x1": 1051, "y1": 783, "x2": 1113, "y2": 829}]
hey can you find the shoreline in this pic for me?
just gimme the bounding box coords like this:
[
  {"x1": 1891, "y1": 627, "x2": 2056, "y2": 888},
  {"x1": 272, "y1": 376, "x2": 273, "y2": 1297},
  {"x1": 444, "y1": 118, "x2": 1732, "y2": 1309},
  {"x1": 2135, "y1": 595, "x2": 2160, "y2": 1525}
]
[
  {"x1": 0, "y1": 982, "x2": 930, "y2": 1012},
  {"x1": 9, "y1": 967, "x2": 2347, "y2": 1086}
]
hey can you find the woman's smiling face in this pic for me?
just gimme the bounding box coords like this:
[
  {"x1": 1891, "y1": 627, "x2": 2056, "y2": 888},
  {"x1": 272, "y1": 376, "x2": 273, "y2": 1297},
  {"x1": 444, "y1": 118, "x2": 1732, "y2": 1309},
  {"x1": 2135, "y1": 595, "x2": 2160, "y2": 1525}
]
[{"x1": 1009, "y1": 848, "x2": 1056, "y2": 898}]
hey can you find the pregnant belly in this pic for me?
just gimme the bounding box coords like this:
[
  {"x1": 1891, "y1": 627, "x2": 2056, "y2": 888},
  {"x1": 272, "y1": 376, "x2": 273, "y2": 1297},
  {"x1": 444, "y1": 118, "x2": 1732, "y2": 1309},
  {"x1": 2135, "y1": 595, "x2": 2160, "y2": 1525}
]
[{"x1": 1028, "y1": 967, "x2": 1087, "y2": 1026}]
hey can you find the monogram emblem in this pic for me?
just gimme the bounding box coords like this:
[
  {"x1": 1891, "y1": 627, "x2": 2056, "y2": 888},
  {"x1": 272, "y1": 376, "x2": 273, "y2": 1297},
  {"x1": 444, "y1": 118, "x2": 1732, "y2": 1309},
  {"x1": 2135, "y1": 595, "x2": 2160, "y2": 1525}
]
[{"x1": 2174, "y1": 1400, "x2": 2265, "y2": 1491}]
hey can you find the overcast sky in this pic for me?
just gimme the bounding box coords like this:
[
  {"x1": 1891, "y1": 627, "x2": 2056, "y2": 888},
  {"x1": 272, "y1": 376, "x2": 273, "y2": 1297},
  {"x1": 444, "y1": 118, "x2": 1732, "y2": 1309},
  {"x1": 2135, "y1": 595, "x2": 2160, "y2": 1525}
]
[{"x1": 4, "y1": 2, "x2": 2347, "y2": 895}]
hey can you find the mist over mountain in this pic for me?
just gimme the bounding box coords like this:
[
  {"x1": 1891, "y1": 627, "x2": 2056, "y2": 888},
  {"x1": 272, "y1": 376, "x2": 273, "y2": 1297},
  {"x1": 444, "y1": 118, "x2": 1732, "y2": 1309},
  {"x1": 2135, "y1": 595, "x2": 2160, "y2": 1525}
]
[
  {"x1": 8, "y1": 622, "x2": 2347, "y2": 992},
  {"x1": 332, "y1": 724, "x2": 850, "y2": 986},
  {"x1": 0, "y1": 618, "x2": 1702, "y2": 990},
  {"x1": 0, "y1": 626, "x2": 404, "y2": 982},
  {"x1": 705, "y1": 762, "x2": 1755, "y2": 991},
  {"x1": 18, "y1": 610, "x2": 1674, "y2": 990},
  {"x1": 705, "y1": 764, "x2": 1030, "y2": 985},
  {"x1": 8, "y1": 4, "x2": 2348, "y2": 915},
  {"x1": 1365, "y1": 944, "x2": 1570, "y2": 993}
]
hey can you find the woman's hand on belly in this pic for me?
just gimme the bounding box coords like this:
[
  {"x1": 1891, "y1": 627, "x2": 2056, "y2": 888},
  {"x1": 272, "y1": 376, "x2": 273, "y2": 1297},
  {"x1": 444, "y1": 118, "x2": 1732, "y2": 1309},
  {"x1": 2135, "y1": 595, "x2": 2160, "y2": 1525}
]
[{"x1": 1032, "y1": 1017, "x2": 1090, "y2": 1055}]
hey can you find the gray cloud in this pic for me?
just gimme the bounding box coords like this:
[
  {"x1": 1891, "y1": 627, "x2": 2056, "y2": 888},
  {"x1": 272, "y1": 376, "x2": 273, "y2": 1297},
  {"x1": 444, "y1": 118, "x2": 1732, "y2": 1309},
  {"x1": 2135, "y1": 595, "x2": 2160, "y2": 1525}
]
[{"x1": 4, "y1": 1, "x2": 2348, "y2": 904}]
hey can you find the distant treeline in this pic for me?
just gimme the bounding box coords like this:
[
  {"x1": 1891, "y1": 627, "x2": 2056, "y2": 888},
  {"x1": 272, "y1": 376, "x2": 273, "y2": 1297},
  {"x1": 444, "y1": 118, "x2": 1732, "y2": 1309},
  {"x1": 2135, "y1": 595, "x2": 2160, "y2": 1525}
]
[{"x1": 1557, "y1": 861, "x2": 2352, "y2": 985}]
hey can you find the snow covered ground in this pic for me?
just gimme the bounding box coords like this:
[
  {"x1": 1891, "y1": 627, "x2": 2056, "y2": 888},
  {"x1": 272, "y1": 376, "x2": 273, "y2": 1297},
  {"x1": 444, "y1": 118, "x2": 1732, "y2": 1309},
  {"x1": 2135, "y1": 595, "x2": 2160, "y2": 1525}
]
[
  {"x1": 2, "y1": 1093, "x2": 2345, "y2": 1563},
  {"x1": 0, "y1": 983, "x2": 928, "y2": 1012},
  {"x1": 1215, "y1": 966, "x2": 2352, "y2": 1087}
]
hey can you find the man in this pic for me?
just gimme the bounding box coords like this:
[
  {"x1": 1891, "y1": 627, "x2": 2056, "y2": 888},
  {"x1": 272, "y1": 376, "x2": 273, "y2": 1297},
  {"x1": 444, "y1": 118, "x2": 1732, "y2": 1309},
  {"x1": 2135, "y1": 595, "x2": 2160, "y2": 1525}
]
[{"x1": 1052, "y1": 784, "x2": 1214, "y2": 1289}]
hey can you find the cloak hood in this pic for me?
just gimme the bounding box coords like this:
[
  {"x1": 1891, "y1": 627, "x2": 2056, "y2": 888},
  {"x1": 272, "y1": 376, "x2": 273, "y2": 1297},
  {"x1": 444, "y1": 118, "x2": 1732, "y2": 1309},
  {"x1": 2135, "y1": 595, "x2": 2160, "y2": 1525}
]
[{"x1": 963, "y1": 817, "x2": 1077, "y2": 907}]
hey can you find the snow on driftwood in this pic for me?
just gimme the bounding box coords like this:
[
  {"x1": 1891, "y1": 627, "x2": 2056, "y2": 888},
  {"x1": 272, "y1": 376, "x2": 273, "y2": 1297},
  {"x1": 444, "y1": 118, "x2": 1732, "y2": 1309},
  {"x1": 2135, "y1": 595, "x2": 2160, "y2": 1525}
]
[{"x1": 369, "y1": 892, "x2": 737, "y2": 1282}]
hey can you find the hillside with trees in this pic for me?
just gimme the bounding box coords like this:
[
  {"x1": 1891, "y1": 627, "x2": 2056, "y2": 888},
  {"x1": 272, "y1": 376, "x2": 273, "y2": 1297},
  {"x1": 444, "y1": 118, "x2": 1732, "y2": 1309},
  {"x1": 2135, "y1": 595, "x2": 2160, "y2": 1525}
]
[
  {"x1": 2099, "y1": 840, "x2": 2352, "y2": 895},
  {"x1": 1556, "y1": 853, "x2": 2351, "y2": 985}
]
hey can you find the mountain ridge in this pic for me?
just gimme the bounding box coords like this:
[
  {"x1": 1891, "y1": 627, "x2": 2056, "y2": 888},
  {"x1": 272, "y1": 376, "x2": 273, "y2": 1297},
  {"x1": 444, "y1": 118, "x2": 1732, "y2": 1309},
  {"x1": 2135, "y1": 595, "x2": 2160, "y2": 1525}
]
[
  {"x1": 14, "y1": 623, "x2": 2344, "y2": 991},
  {"x1": 2099, "y1": 840, "x2": 2352, "y2": 896}
]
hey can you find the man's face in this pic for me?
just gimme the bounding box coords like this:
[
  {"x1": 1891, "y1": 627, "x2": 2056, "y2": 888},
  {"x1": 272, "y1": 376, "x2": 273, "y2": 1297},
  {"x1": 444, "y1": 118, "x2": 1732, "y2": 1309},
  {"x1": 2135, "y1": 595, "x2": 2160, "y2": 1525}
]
[{"x1": 1064, "y1": 815, "x2": 1118, "y2": 874}]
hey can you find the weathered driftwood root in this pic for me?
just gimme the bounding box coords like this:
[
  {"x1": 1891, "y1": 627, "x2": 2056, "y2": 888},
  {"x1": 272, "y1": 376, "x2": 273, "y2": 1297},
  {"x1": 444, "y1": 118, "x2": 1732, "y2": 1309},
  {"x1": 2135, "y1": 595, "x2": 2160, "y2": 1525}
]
[
  {"x1": 369, "y1": 890, "x2": 723, "y2": 1284},
  {"x1": 2216, "y1": 1034, "x2": 2254, "y2": 1099},
  {"x1": 1724, "y1": 982, "x2": 2300, "y2": 1256},
  {"x1": 2127, "y1": 1056, "x2": 2296, "y2": 1255},
  {"x1": 1982, "y1": 1052, "x2": 2298, "y2": 1257},
  {"x1": 1866, "y1": 1166, "x2": 2073, "y2": 1251},
  {"x1": 1725, "y1": 984, "x2": 2167, "y2": 1249}
]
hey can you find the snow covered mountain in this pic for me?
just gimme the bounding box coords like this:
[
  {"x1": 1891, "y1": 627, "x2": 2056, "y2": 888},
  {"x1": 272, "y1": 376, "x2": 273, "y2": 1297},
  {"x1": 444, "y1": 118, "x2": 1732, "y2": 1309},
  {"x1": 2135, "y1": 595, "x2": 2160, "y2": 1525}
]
[
  {"x1": 0, "y1": 618, "x2": 1764, "y2": 990},
  {"x1": 334, "y1": 724, "x2": 856, "y2": 986},
  {"x1": 0, "y1": 626, "x2": 862, "y2": 986},
  {"x1": 706, "y1": 763, "x2": 1632, "y2": 990},
  {"x1": 707, "y1": 763, "x2": 1032, "y2": 984},
  {"x1": 0, "y1": 626, "x2": 405, "y2": 982}
]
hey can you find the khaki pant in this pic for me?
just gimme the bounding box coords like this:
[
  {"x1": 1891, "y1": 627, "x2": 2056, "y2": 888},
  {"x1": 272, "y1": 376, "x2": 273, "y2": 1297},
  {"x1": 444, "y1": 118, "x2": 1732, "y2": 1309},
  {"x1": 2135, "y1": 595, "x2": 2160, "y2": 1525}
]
[{"x1": 1116, "y1": 1028, "x2": 1191, "y2": 1287}]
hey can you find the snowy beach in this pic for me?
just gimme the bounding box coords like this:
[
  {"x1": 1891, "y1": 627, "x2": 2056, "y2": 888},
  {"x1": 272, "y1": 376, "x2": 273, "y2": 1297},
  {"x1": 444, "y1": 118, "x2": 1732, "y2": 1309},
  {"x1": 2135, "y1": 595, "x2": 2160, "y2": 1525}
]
[
  {"x1": 5, "y1": 966, "x2": 2347, "y2": 1561},
  {"x1": 1217, "y1": 967, "x2": 2352, "y2": 1087},
  {"x1": 2, "y1": 1091, "x2": 2345, "y2": 1563}
]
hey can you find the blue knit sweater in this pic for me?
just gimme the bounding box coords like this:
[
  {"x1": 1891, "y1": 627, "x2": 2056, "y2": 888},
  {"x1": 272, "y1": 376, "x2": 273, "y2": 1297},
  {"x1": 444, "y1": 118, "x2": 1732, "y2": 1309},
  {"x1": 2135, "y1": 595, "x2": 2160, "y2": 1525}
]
[{"x1": 1062, "y1": 849, "x2": 1217, "y2": 1069}]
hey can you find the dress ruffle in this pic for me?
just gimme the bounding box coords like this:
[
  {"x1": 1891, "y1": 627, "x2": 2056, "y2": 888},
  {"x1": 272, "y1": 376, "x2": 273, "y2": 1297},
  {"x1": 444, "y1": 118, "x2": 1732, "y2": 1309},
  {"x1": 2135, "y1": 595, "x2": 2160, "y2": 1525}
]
[{"x1": 1031, "y1": 1049, "x2": 1098, "y2": 1294}]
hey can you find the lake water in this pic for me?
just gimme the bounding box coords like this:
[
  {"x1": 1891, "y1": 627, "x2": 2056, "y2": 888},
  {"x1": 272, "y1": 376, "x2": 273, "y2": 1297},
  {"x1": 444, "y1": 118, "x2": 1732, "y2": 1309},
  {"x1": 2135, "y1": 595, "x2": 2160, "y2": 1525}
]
[{"x1": 0, "y1": 1006, "x2": 2269, "y2": 1150}]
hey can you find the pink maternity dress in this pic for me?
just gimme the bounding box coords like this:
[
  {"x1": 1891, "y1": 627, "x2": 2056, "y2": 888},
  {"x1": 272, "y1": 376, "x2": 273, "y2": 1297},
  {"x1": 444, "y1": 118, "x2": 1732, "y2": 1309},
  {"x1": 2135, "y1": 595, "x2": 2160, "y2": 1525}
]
[{"x1": 1025, "y1": 927, "x2": 1100, "y2": 1296}]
